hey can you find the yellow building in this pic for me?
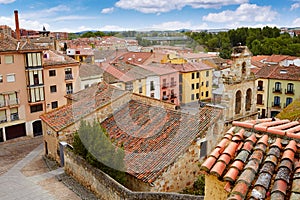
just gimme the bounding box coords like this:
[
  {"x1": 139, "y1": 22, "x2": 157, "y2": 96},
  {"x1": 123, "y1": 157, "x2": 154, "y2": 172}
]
[
  {"x1": 169, "y1": 62, "x2": 213, "y2": 104},
  {"x1": 256, "y1": 64, "x2": 300, "y2": 118}
]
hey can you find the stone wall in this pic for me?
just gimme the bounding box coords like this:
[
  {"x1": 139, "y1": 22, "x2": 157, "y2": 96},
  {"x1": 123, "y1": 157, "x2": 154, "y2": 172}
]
[{"x1": 64, "y1": 149, "x2": 203, "y2": 200}]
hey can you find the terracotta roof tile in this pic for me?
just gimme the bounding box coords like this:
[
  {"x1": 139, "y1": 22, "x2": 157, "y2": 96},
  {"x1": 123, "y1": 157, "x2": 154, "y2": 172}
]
[
  {"x1": 100, "y1": 102, "x2": 222, "y2": 183},
  {"x1": 200, "y1": 118, "x2": 300, "y2": 199}
]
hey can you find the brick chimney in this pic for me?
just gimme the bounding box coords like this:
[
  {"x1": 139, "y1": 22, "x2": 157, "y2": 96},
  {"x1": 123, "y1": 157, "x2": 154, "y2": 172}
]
[{"x1": 14, "y1": 10, "x2": 20, "y2": 40}]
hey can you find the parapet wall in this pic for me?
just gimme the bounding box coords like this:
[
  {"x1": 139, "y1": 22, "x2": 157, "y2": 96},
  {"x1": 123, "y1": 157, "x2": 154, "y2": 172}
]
[{"x1": 64, "y1": 148, "x2": 203, "y2": 200}]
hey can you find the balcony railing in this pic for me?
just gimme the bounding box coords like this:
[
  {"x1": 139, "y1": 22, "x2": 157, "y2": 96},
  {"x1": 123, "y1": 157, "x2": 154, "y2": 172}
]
[
  {"x1": 257, "y1": 100, "x2": 264, "y2": 105},
  {"x1": 65, "y1": 74, "x2": 73, "y2": 80},
  {"x1": 272, "y1": 102, "x2": 281, "y2": 108},
  {"x1": 257, "y1": 86, "x2": 264, "y2": 91},
  {"x1": 170, "y1": 81, "x2": 177, "y2": 87},
  {"x1": 162, "y1": 83, "x2": 169, "y2": 89},
  {"x1": 285, "y1": 89, "x2": 295, "y2": 95},
  {"x1": 272, "y1": 88, "x2": 282, "y2": 93},
  {"x1": 11, "y1": 113, "x2": 19, "y2": 121},
  {"x1": 170, "y1": 94, "x2": 177, "y2": 99},
  {"x1": 66, "y1": 89, "x2": 73, "y2": 94}
]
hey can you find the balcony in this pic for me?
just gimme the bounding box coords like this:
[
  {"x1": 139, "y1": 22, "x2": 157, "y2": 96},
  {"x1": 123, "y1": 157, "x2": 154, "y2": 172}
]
[
  {"x1": 162, "y1": 83, "x2": 169, "y2": 89},
  {"x1": 257, "y1": 86, "x2": 264, "y2": 91},
  {"x1": 11, "y1": 113, "x2": 19, "y2": 121},
  {"x1": 170, "y1": 94, "x2": 177, "y2": 99},
  {"x1": 66, "y1": 89, "x2": 73, "y2": 94},
  {"x1": 272, "y1": 102, "x2": 281, "y2": 108},
  {"x1": 162, "y1": 95, "x2": 169, "y2": 100},
  {"x1": 272, "y1": 88, "x2": 282, "y2": 94},
  {"x1": 65, "y1": 74, "x2": 73, "y2": 80},
  {"x1": 257, "y1": 101, "x2": 264, "y2": 105},
  {"x1": 285, "y1": 89, "x2": 294, "y2": 95},
  {"x1": 170, "y1": 81, "x2": 177, "y2": 87}
]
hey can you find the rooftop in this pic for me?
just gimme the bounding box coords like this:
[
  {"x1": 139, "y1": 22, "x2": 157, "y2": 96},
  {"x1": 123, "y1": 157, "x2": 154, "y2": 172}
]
[
  {"x1": 0, "y1": 34, "x2": 45, "y2": 52},
  {"x1": 201, "y1": 118, "x2": 300, "y2": 200},
  {"x1": 101, "y1": 102, "x2": 222, "y2": 183},
  {"x1": 40, "y1": 82, "x2": 128, "y2": 132},
  {"x1": 79, "y1": 63, "x2": 104, "y2": 79},
  {"x1": 43, "y1": 50, "x2": 79, "y2": 66}
]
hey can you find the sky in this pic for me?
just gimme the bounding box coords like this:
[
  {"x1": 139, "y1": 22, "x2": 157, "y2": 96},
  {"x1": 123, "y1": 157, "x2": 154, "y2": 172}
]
[{"x1": 0, "y1": 0, "x2": 300, "y2": 33}]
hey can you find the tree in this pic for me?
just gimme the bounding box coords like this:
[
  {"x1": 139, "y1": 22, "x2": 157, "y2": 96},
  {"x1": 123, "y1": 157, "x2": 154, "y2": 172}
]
[{"x1": 73, "y1": 120, "x2": 126, "y2": 184}]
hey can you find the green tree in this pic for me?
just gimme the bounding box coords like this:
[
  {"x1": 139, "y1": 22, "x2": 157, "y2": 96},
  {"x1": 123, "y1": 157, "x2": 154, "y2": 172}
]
[{"x1": 73, "y1": 120, "x2": 126, "y2": 184}]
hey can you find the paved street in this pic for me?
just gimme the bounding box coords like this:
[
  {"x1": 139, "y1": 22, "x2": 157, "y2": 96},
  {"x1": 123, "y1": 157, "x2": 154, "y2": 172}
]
[{"x1": 0, "y1": 136, "x2": 85, "y2": 200}]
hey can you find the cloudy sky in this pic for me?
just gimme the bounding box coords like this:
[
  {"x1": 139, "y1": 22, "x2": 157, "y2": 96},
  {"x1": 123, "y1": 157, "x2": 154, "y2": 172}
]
[{"x1": 0, "y1": 0, "x2": 299, "y2": 32}]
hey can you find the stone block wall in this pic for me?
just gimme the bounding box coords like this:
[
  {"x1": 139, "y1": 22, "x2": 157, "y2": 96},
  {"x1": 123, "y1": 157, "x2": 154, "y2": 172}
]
[{"x1": 64, "y1": 149, "x2": 203, "y2": 200}]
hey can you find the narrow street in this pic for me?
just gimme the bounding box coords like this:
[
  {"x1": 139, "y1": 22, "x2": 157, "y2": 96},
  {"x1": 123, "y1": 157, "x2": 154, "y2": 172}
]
[{"x1": 0, "y1": 136, "x2": 97, "y2": 200}]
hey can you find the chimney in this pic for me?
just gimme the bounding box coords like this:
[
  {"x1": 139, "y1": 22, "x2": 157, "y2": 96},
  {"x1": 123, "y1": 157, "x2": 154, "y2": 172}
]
[{"x1": 14, "y1": 10, "x2": 20, "y2": 40}]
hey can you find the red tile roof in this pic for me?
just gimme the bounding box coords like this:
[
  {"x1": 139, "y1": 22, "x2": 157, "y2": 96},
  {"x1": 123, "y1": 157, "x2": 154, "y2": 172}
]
[
  {"x1": 0, "y1": 34, "x2": 45, "y2": 52},
  {"x1": 201, "y1": 118, "x2": 300, "y2": 199},
  {"x1": 112, "y1": 52, "x2": 153, "y2": 64},
  {"x1": 101, "y1": 102, "x2": 222, "y2": 183},
  {"x1": 169, "y1": 62, "x2": 213, "y2": 73},
  {"x1": 40, "y1": 82, "x2": 128, "y2": 132}
]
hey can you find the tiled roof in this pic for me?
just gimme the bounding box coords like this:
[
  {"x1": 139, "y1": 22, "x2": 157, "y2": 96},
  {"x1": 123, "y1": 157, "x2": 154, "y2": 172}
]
[
  {"x1": 101, "y1": 103, "x2": 222, "y2": 183},
  {"x1": 200, "y1": 118, "x2": 300, "y2": 200},
  {"x1": 268, "y1": 65, "x2": 300, "y2": 81},
  {"x1": 265, "y1": 55, "x2": 297, "y2": 63},
  {"x1": 79, "y1": 63, "x2": 104, "y2": 78},
  {"x1": 40, "y1": 82, "x2": 128, "y2": 132},
  {"x1": 43, "y1": 50, "x2": 79, "y2": 66},
  {"x1": 255, "y1": 64, "x2": 278, "y2": 78},
  {"x1": 112, "y1": 52, "x2": 153, "y2": 64},
  {"x1": 169, "y1": 62, "x2": 213, "y2": 73},
  {"x1": 0, "y1": 34, "x2": 45, "y2": 52}
]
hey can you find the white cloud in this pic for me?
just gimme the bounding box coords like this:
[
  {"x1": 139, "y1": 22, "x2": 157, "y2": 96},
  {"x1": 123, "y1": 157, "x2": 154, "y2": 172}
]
[
  {"x1": 101, "y1": 7, "x2": 114, "y2": 14},
  {"x1": 115, "y1": 0, "x2": 248, "y2": 14},
  {"x1": 98, "y1": 25, "x2": 127, "y2": 32},
  {"x1": 291, "y1": 3, "x2": 300, "y2": 10},
  {"x1": 150, "y1": 21, "x2": 208, "y2": 31},
  {"x1": 21, "y1": 5, "x2": 70, "y2": 19},
  {"x1": 203, "y1": 4, "x2": 277, "y2": 23},
  {"x1": 293, "y1": 18, "x2": 300, "y2": 26},
  {"x1": 52, "y1": 15, "x2": 96, "y2": 22},
  {"x1": 0, "y1": 0, "x2": 15, "y2": 4}
]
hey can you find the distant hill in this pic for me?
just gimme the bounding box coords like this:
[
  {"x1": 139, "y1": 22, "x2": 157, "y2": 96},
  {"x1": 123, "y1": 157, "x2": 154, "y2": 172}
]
[{"x1": 276, "y1": 99, "x2": 300, "y2": 121}]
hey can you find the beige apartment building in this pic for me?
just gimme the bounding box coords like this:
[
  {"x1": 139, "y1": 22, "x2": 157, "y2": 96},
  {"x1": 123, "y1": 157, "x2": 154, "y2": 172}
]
[{"x1": 0, "y1": 34, "x2": 80, "y2": 142}]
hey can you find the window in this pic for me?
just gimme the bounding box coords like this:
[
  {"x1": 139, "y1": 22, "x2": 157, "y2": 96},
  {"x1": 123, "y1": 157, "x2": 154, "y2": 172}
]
[
  {"x1": 196, "y1": 93, "x2": 199, "y2": 99},
  {"x1": 0, "y1": 75, "x2": 2, "y2": 83},
  {"x1": 191, "y1": 94, "x2": 195, "y2": 101},
  {"x1": 10, "y1": 108, "x2": 19, "y2": 121},
  {"x1": 257, "y1": 94, "x2": 263, "y2": 105},
  {"x1": 191, "y1": 73, "x2": 195, "y2": 79},
  {"x1": 30, "y1": 104, "x2": 43, "y2": 113},
  {"x1": 26, "y1": 53, "x2": 42, "y2": 67},
  {"x1": 65, "y1": 68, "x2": 73, "y2": 80},
  {"x1": 49, "y1": 70, "x2": 56, "y2": 77},
  {"x1": 4, "y1": 55, "x2": 14, "y2": 64},
  {"x1": 50, "y1": 85, "x2": 57, "y2": 93},
  {"x1": 201, "y1": 92, "x2": 203, "y2": 96},
  {"x1": 206, "y1": 81, "x2": 209, "y2": 87},
  {"x1": 206, "y1": 71, "x2": 209, "y2": 77},
  {"x1": 84, "y1": 84, "x2": 89, "y2": 89},
  {"x1": 201, "y1": 82, "x2": 204, "y2": 86},
  {"x1": 286, "y1": 97, "x2": 293, "y2": 107},
  {"x1": 150, "y1": 93, "x2": 154, "y2": 98},
  {"x1": 286, "y1": 83, "x2": 294, "y2": 94},
  {"x1": 191, "y1": 83, "x2": 195, "y2": 90},
  {"x1": 235, "y1": 90, "x2": 242, "y2": 114},
  {"x1": 162, "y1": 79, "x2": 167, "y2": 88},
  {"x1": 257, "y1": 80, "x2": 263, "y2": 91},
  {"x1": 139, "y1": 85, "x2": 143, "y2": 94},
  {"x1": 245, "y1": 89, "x2": 252, "y2": 111},
  {"x1": 196, "y1": 72, "x2": 200, "y2": 78},
  {"x1": 274, "y1": 82, "x2": 281, "y2": 92},
  {"x1": 150, "y1": 81, "x2": 155, "y2": 91},
  {"x1": 51, "y1": 101, "x2": 58, "y2": 109},
  {"x1": 196, "y1": 83, "x2": 199, "y2": 89},
  {"x1": 28, "y1": 87, "x2": 44, "y2": 103},
  {"x1": 6, "y1": 74, "x2": 15, "y2": 82},
  {"x1": 274, "y1": 96, "x2": 280, "y2": 106},
  {"x1": 206, "y1": 91, "x2": 209, "y2": 97},
  {"x1": 66, "y1": 83, "x2": 73, "y2": 94},
  {"x1": 170, "y1": 77, "x2": 175, "y2": 86}
]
